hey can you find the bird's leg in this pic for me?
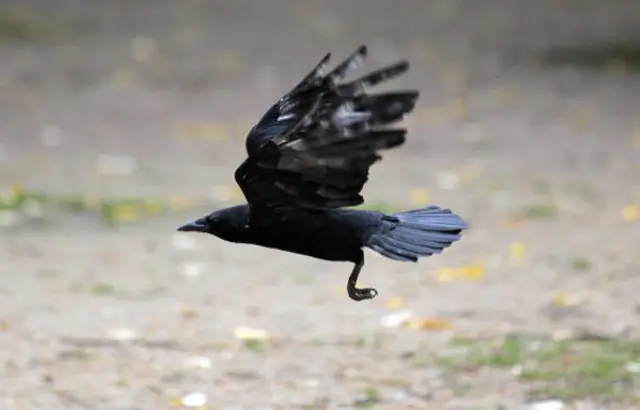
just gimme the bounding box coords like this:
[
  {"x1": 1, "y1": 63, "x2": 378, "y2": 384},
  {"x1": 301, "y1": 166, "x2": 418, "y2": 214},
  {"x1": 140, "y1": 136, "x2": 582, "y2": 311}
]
[{"x1": 347, "y1": 252, "x2": 378, "y2": 301}]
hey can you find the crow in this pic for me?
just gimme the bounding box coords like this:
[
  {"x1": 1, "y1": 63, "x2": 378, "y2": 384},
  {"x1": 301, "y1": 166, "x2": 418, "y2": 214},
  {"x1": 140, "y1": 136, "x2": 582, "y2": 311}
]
[{"x1": 177, "y1": 45, "x2": 468, "y2": 301}]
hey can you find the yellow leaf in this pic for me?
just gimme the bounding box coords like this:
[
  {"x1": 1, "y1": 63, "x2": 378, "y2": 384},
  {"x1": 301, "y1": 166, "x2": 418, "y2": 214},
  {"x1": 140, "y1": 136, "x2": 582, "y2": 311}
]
[
  {"x1": 233, "y1": 326, "x2": 270, "y2": 341},
  {"x1": 409, "y1": 188, "x2": 430, "y2": 206},
  {"x1": 554, "y1": 292, "x2": 568, "y2": 306},
  {"x1": 386, "y1": 296, "x2": 404, "y2": 310},
  {"x1": 112, "y1": 205, "x2": 140, "y2": 223},
  {"x1": 437, "y1": 264, "x2": 485, "y2": 282},
  {"x1": 462, "y1": 264, "x2": 485, "y2": 279},
  {"x1": 144, "y1": 200, "x2": 163, "y2": 215},
  {"x1": 10, "y1": 183, "x2": 24, "y2": 197},
  {"x1": 509, "y1": 242, "x2": 526, "y2": 260},
  {"x1": 436, "y1": 267, "x2": 456, "y2": 282},
  {"x1": 553, "y1": 292, "x2": 583, "y2": 307},
  {"x1": 408, "y1": 318, "x2": 453, "y2": 331},
  {"x1": 621, "y1": 204, "x2": 640, "y2": 222}
]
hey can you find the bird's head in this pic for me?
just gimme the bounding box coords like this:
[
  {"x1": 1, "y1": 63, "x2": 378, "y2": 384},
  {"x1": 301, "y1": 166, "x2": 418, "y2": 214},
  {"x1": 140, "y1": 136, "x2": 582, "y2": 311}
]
[{"x1": 176, "y1": 205, "x2": 250, "y2": 243}]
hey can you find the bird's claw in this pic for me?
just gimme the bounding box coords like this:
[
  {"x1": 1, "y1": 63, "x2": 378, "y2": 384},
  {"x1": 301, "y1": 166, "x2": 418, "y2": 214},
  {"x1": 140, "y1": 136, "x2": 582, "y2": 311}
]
[{"x1": 348, "y1": 286, "x2": 378, "y2": 302}]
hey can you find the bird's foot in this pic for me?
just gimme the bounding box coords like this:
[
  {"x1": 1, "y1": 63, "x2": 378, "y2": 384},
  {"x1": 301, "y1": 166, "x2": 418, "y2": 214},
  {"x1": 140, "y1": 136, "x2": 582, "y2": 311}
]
[{"x1": 347, "y1": 285, "x2": 378, "y2": 301}]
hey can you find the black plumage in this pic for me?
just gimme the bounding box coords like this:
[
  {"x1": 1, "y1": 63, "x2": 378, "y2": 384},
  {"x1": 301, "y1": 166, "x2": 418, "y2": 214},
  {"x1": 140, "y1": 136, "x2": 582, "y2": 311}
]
[{"x1": 178, "y1": 45, "x2": 468, "y2": 301}]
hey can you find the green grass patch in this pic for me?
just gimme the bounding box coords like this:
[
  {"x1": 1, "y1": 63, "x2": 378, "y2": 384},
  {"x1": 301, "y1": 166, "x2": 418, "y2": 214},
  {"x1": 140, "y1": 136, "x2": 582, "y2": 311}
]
[
  {"x1": 91, "y1": 282, "x2": 116, "y2": 296},
  {"x1": 517, "y1": 203, "x2": 559, "y2": 220},
  {"x1": 571, "y1": 257, "x2": 592, "y2": 272},
  {"x1": 0, "y1": 186, "x2": 191, "y2": 228},
  {"x1": 0, "y1": 8, "x2": 68, "y2": 42},
  {"x1": 434, "y1": 333, "x2": 640, "y2": 403}
]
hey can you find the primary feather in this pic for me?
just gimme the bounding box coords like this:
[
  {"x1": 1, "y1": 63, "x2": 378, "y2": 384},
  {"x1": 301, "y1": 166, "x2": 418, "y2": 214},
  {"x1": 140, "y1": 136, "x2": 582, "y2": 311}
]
[{"x1": 235, "y1": 45, "x2": 419, "y2": 211}]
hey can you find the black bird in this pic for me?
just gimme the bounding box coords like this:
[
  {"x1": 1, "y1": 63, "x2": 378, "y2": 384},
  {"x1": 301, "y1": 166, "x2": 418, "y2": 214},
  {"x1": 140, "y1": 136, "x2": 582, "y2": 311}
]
[{"x1": 177, "y1": 45, "x2": 467, "y2": 301}]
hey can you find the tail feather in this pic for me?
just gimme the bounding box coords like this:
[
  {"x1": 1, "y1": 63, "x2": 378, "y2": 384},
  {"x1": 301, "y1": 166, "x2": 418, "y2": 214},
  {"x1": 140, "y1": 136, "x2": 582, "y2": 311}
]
[{"x1": 366, "y1": 206, "x2": 467, "y2": 262}]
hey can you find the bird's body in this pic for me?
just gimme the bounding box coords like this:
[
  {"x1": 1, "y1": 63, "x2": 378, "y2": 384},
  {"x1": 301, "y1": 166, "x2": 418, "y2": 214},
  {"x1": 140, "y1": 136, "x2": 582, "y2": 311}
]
[
  {"x1": 245, "y1": 207, "x2": 371, "y2": 263},
  {"x1": 178, "y1": 45, "x2": 468, "y2": 301}
]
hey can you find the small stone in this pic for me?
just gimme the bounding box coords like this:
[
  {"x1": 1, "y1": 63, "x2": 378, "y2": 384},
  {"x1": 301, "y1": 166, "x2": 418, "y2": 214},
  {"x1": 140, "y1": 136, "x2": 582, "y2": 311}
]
[
  {"x1": 180, "y1": 392, "x2": 207, "y2": 407},
  {"x1": 183, "y1": 356, "x2": 213, "y2": 370}
]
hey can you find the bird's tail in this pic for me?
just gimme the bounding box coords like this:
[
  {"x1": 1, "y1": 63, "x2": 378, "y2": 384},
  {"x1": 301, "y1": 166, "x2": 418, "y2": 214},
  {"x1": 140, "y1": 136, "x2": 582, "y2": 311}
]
[{"x1": 366, "y1": 206, "x2": 467, "y2": 262}]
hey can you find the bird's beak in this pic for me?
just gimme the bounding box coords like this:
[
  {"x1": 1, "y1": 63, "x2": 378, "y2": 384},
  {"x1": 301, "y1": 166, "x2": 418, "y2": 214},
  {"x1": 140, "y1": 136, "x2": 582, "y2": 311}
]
[{"x1": 176, "y1": 218, "x2": 206, "y2": 232}]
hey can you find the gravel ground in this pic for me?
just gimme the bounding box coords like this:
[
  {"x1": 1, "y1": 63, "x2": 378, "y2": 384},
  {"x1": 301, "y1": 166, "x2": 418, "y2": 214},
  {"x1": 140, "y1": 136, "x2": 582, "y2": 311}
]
[{"x1": 1, "y1": 0, "x2": 640, "y2": 409}]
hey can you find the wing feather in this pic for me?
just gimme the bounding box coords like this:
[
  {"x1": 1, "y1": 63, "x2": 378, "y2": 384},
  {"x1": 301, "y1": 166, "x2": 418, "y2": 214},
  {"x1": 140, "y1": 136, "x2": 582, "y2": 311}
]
[{"x1": 236, "y1": 45, "x2": 418, "y2": 210}]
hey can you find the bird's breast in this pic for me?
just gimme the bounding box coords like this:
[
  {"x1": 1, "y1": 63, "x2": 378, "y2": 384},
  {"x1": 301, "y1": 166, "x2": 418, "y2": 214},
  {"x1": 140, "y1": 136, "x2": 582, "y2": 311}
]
[{"x1": 247, "y1": 211, "x2": 362, "y2": 262}]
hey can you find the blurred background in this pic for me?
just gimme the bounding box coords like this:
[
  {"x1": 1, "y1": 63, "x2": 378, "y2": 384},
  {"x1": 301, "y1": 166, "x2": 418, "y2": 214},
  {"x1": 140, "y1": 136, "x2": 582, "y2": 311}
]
[{"x1": 1, "y1": 0, "x2": 639, "y2": 409}]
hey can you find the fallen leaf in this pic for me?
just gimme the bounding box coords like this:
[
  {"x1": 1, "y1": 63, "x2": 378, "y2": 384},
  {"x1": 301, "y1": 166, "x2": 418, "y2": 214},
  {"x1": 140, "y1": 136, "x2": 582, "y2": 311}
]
[
  {"x1": 386, "y1": 296, "x2": 404, "y2": 310},
  {"x1": 106, "y1": 327, "x2": 137, "y2": 341},
  {"x1": 509, "y1": 242, "x2": 526, "y2": 260},
  {"x1": 183, "y1": 356, "x2": 213, "y2": 370},
  {"x1": 179, "y1": 306, "x2": 199, "y2": 320},
  {"x1": 553, "y1": 292, "x2": 584, "y2": 307},
  {"x1": 437, "y1": 264, "x2": 485, "y2": 282},
  {"x1": 408, "y1": 318, "x2": 453, "y2": 331},
  {"x1": 621, "y1": 204, "x2": 640, "y2": 222},
  {"x1": 179, "y1": 392, "x2": 208, "y2": 408},
  {"x1": 528, "y1": 399, "x2": 565, "y2": 410},
  {"x1": 110, "y1": 204, "x2": 141, "y2": 223},
  {"x1": 234, "y1": 326, "x2": 270, "y2": 341},
  {"x1": 380, "y1": 310, "x2": 414, "y2": 328},
  {"x1": 144, "y1": 200, "x2": 163, "y2": 215}
]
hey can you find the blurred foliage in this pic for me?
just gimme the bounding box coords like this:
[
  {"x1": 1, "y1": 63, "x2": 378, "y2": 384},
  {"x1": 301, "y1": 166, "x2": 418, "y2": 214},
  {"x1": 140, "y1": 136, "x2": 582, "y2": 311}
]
[
  {"x1": 0, "y1": 7, "x2": 68, "y2": 42},
  {"x1": 435, "y1": 333, "x2": 640, "y2": 402},
  {"x1": 0, "y1": 184, "x2": 401, "y2": 229},
  {"x1": 539, "y1": 41, "x2": 640, "y2": 72},
  {"x1": 0, "y1": 185, "x2": 184, "y2": 228}
]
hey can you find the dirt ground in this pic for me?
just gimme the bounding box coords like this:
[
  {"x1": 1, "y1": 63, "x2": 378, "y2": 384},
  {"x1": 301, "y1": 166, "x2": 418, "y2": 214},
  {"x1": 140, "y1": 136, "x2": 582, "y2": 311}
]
[{"x1": 1, "y1": 0, "x2": 640, "y2": 409}]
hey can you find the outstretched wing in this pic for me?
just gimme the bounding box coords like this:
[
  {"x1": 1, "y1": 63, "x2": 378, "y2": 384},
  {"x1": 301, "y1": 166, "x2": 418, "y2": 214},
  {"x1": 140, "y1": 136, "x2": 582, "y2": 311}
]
[{"x1": 235, "y1": 45, "x2": 419, "y2": 210}]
